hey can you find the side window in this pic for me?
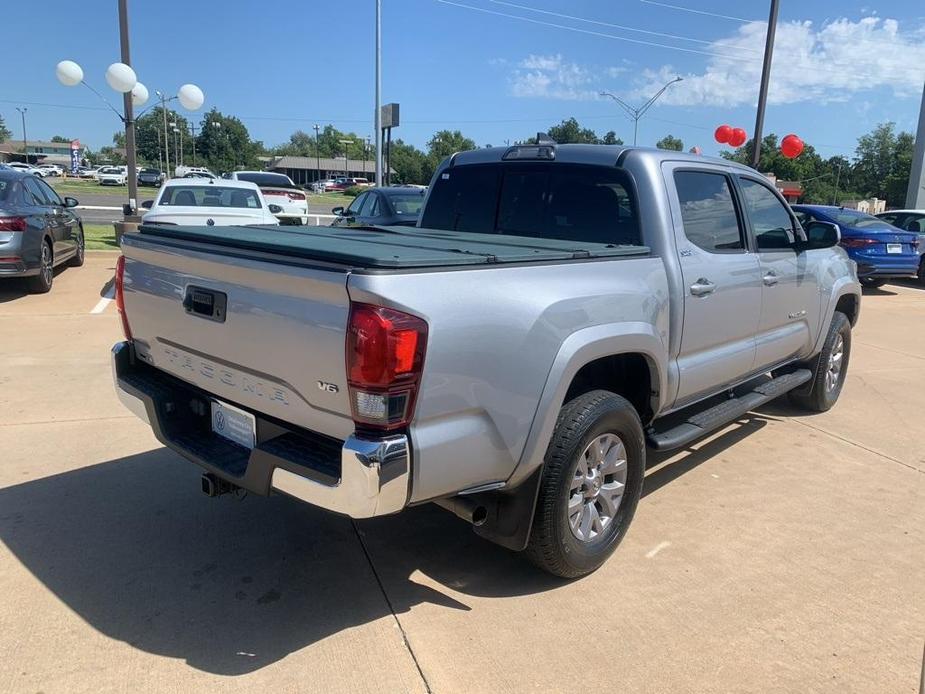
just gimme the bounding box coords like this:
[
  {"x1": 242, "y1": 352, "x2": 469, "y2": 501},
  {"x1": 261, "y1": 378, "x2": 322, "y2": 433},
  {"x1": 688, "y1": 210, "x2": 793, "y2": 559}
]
[
  {"x1": 347, "y1": 192, "x2": 366, "y2": 216},
  {"x1": 37, "y1": 179, "x2": 64, "y2": 206},
  {"x1": 23, "y1": 178, "x2": 51, "y2": 206},
  {"x1": 739, "y1": 178, "x2": 795, "y2": 250},
  {"x1": 359, "y1": 193, "x2": 378, "y2": 217},
  {"x1": 674, "y1": 171, "x2": 744, "y2": 252}
]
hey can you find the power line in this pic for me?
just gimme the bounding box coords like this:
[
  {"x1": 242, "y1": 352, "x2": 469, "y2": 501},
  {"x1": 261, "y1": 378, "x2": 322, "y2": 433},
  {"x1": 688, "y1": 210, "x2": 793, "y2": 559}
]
[
  {"x1": 489, "y1": 0, "x2": 761, "y2": 52},
  {"x1": 638, "y1": 0, "x2": 755, "y2": 23}
]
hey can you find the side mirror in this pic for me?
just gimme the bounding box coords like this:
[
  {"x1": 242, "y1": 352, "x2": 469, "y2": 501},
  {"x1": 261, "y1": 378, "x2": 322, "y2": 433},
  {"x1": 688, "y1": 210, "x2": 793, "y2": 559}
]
[
  {"x1": 332, "y1": 206, "x2": 344, "y2": 216},
  {"x1": 268, "y1": 204, "x2": 283, "y2": 214},
  {"x1": 140, "y1": 200, "x2": 153, "y2": 210},
  {"x1": 799, "y1": 221, "x2": 841, "y2": 250},
  {"x1": 63, "y1": 196, "x2": 79, "y2": 208}
]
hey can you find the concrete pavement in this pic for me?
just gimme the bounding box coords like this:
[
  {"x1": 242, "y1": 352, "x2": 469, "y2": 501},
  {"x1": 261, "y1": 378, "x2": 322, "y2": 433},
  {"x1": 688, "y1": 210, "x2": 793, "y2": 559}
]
[{"x1": 0, "y1": 255, "x2": 922, "y2": 693}]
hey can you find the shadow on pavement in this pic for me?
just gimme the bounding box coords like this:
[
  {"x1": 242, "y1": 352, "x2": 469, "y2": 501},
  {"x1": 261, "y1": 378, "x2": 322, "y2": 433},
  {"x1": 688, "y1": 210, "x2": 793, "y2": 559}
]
[
  {"x1": 0, "y1": 278, "x2": 29, "y2": 303},
  {"x1": 0, "y1": 415, "x2": 780, "y2": 676}
]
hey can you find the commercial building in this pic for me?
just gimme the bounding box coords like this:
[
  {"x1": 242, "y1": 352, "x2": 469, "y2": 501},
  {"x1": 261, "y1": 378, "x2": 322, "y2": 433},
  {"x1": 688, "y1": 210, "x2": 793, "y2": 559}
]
[
  {"x1": 265, "y1": 156, "x2": 396, "y2": 186},
  {"x1": 0, "y1": 139, "x2": 85, "y2": 167}
]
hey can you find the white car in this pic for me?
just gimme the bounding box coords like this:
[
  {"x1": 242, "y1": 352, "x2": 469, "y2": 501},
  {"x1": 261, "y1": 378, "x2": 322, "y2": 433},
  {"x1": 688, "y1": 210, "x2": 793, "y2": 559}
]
[
  {"x1": 98, "y1": 167, "x2": 127, "y2": 186},
  {"x1": 7, "y1": 162, "x2": 45, "y2": 176},
  {"x1": 224, "y1": 171, "x2": 309, "y2": 225},
  {"x1": 140, "y1": 179, "x2": 281, "y2": 227},
  {"x1": 37, "y1": 164, "x2": 63, "y2": 177}
]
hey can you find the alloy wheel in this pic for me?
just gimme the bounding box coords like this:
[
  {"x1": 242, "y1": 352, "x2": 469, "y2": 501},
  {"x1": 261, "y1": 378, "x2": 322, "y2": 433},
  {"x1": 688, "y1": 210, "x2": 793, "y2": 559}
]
[
  {"x1": 825, "y1": 333, "x2": 844, "y2": 392},
  {"x1": 568, "y1": 433, "x2": 628, "y2": 542}
]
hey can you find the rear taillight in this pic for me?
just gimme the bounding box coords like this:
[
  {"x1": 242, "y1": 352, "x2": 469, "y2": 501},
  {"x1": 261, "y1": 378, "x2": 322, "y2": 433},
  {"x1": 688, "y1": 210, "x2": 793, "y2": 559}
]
[
  {"x1": 0, "y1": 216, "x2": 27, "y2": 231},
  {"x1": 115, "y1": 255, "x2": 132, "y2": 340},
  {"x1": 839, "y1": 238, "x2": 879, "y2": 249},
  {"x1": 262, "y1": 189, "x2": 288, "y2": 197},
  {"x1": 287, "y1": 191, "x2": 305, "y2": 201},
  {"x1": 346, "y1": 303, "x2": 428, "y2": 431}
]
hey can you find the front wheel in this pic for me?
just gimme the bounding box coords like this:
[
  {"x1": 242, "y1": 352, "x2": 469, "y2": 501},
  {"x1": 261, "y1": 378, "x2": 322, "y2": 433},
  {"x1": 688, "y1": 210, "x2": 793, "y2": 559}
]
[
  {"x1": 859, "y1": 277, "x2": 886, "y2": 289},
  {"x1": 789, "y1": 311, "x2": 851, "y2": 412},
  {"x1": 525, "y1": 390, "x2": 645, "y2": 578}
]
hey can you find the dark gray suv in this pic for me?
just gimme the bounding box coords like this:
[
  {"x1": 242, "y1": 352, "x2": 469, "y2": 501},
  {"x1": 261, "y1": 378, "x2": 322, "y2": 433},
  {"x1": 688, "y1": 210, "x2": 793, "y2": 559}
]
[{"x1": 0, "y1": 170, "x2": 84, "y2": 293}]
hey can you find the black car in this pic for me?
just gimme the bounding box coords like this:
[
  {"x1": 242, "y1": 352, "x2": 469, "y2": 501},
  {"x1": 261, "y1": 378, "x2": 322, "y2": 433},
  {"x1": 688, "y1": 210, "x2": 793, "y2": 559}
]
[
  {"x1": 137, "y1": 168, "x2": 164, "y2": 187},
  {"x1": 0, "y1": 171, "x2": 84, "y2": 293},
  {"x1": 331, "y1": 186, "x2": 426, "y2": 228}
]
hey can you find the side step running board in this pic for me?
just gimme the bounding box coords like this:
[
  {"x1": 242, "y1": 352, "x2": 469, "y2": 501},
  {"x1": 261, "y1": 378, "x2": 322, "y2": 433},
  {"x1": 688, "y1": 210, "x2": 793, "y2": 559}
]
[{"x1": 647, "y1": 369, "x2": 812, "y2": 451}]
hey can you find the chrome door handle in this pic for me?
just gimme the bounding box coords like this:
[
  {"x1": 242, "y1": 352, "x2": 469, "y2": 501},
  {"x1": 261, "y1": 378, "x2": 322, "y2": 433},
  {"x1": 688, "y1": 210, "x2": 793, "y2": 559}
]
[
  {"x1": 689, "y1": 278, "x2": 716, "y2": 296},
  {"x1": 763, "y1": 272, "x2": 779, "y2": 286}
]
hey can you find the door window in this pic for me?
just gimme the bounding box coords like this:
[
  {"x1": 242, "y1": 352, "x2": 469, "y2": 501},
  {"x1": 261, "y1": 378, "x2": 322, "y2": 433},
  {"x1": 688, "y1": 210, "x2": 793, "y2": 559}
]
[
  {"x1": 739, "y1": 178, "x2": 796, "y2": 250},
  {"x1": 674, "y1": 171, "x2": 744, "y2": 252},
  {"x1": 22, "y1": 177, "x2": 51, "y2": 206},
  {"x1": 37, "y1": 178, "x2": 64, "y2": 206},
  {"x1": 359, "y1": 192, "x2": 378, "y2": 217},
  {"x1": 346, "y1": 193, "x2": 366, "y2": 216}
]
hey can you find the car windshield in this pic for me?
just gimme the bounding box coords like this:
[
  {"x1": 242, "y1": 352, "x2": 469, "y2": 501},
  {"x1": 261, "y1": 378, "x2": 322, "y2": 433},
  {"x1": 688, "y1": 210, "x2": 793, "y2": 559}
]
[
  {"x1": 101, "y1": 168, "x2": 120, "y2": 174},
  {"x1": 159, "y1": 185, "x2": 262, "y2": 208},
  {"x1": 387, "y1": 193, "x2": 425, "y2": 215},
  {"x1": 141, "y1": 169, "x2": 160, "y2": 174},
  {"x1": 832, "y1": 210, "x2": 891, "y2": 229},
  {"x1": 236, "y1": 172, "x2": 293, "y2": 187}
]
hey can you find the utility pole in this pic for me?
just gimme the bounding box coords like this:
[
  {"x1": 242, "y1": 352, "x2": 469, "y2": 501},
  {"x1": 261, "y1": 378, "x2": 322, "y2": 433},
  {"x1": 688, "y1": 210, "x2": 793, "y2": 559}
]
[
  {"x1": 599, "y1": 76, "x2": 682, "y2": 146},
  {"x1": 313, "y1": 123, "x2": 321, "y2": 182},
  {"x1": 374, "y1": 0, "x2": 382, "y2": 187},
  {"x1": 906, "y1": 82, "x2": 925, "y2": 209},
  {"x1": 751, "y1": 0, "x2": 780, "y2": 169},
  {"x1": 189, "y1": 123, "x2": 197, "y2": 166},
  {"x1": 832, "y1": 160, "x2": 842, "y2": 205},
  {"x1": 118, "y1": 0, "x2": 139, "y2": 216},
  {"x1": 15, "y1": 107, "x2": 27, "y2": 164},
  {"x1": 157, "y1": 92, "x2": 170, "y2": 178},
  {"x1": 339, "y1": 139, "x2": 354, "y2": 177}
]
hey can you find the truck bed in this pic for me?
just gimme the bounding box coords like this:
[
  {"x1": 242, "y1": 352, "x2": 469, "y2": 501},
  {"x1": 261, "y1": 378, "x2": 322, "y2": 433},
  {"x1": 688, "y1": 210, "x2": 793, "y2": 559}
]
[{"x1": 137, "y1": 223, "x2": 650, "y2": 269}]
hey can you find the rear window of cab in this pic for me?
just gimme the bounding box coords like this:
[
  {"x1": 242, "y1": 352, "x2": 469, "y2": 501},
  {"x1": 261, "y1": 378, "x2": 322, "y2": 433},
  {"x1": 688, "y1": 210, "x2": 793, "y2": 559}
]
[{"x1": 159, "y1": 186, "x2": 262, "y2": 209}]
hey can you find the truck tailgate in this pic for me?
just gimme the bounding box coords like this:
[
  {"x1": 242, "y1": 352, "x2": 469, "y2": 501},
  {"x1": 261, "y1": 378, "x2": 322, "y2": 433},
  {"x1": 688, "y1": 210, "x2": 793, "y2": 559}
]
[{"x1": 120, "y1": 233, "x2": 354, "y2": 441}]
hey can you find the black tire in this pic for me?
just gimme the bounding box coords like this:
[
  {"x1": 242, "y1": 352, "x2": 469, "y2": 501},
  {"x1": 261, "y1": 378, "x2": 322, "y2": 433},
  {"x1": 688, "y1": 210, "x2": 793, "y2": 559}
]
[
  {"x1": 525, "y1": 390, "x2": 645, "y2": 578},
  {"x1": 917, "y1": 257, "x2": 925, "y2": 286},
  {"x1": 859, "y1": 277, "x2": 886, "y2": 289},
  {"x1": 28, "y1": 241, "x2": 54, "y2": 294},
  {"x1": 69, "y1": 228, "x2": 85, "y2": 267},
  {"x1": 789, "y1": 311, "x2": 851, "y2": 412}
]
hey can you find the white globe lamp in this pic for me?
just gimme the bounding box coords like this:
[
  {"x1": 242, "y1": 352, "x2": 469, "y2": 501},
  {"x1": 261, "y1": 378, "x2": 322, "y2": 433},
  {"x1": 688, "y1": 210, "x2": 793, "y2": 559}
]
[
  {"x1": 131, "y1": 82, "x2": 149, "y2": 107},
  {"x1": 105, "y1": 62, "x2": 137, "y2": 93},
  {"x1": 55, "y1": 60, "x2": 84, "y2": 87},
  {"x1": 177, "y1": 83, "x2": 204, "y2": 111}
]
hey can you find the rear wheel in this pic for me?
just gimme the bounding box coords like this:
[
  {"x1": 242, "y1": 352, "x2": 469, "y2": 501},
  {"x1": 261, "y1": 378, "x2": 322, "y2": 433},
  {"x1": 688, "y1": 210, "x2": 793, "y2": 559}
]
[
  {"x1": 28, "y1": 241, "x2": 54, "y2": 293},
  {"x1": 525, "y1": 390, "x2": 645, "y2": 578},
  {"x1": 789, "y1": 311, "x2": 851, "y2": 412},
  {"x1": 859, "y1": 277, "x2": 886, "y2": 289},
  {"x1": 917, "y1": 257, "x2": 925, "y2": 286},
  {"x1": 69, "y1": 228, "x2": 85, "y2": 267}
]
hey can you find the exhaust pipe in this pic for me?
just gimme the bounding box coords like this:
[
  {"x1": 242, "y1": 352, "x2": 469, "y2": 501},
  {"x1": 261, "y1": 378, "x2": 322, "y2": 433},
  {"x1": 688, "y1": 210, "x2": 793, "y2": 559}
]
[{"x1": 434, "y1": 496, "x2": 488, "y2": 527}]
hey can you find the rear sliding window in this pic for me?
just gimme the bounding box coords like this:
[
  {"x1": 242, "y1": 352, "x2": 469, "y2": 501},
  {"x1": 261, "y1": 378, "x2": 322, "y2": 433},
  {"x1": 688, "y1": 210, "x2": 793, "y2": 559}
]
[
  {"x1": 420, "y1": 163, "x2": 640, "y2": 245},
  {"x1": 160, "y1": 186, "x2": 262, "y2": 208}
]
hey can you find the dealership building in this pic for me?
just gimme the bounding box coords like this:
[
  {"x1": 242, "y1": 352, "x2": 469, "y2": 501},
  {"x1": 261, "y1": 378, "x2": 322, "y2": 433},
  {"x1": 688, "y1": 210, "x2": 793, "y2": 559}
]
[{"x1": 265, "y1": 156, "x2": 396, "y2": 186}]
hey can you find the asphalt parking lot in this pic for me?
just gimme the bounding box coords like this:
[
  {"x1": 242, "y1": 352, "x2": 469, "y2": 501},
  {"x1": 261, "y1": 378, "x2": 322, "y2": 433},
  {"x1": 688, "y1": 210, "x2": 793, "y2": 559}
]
[{"x1": 1, "y1": 253, "x2": 922, "y2": 693}]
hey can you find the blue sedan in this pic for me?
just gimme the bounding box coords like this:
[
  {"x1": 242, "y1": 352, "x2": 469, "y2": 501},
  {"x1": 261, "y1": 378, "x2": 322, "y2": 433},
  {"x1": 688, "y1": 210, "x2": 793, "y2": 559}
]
[{"x1": 791, "y1": 205, "x2": 919, "y2": 288}]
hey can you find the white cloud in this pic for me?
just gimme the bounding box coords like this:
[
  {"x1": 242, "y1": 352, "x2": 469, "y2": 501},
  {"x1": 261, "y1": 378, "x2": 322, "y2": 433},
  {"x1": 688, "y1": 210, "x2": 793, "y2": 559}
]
[
  {"x1": 631, "y1": 16, "x2": 925, "y2": 107},
  {"x1": 510, "y1": 53, "x2": 623, "y2": 100}
]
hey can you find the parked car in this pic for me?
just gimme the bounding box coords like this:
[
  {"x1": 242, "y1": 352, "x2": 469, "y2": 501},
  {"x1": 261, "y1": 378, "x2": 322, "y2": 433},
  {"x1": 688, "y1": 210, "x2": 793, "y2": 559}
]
[
  {"x1": 37, "y1": 164, "x2": 63, "y2": 177},
  {"x1": 330, "y1": 177, "x2": 371, "y2": 191},
  {"x1": 98, "y1": 166, "x2": 127, "y2": 186},
  {"x1": 7, "y1": 162, "x2": 45, "y2": 177},
  {"x1": 309, "y1": 178, "x2": 339, "y2": 193},
  {"x1": 0, "y1": 170, "x2": 84, "y2": 293},
  {"x1": 175, "y1": 166, "x2": 215, "y2": 179},
  {"x1": 331, "y1": 186, "x2": 426, "y2": 227},
  {"x1": 875, "y1": 209, "x2": 925, "y2": 284},
  {"x1": 223, "y1": 171, "x2": 308, "y2": 225},
  {"x1": 140, "y1": 179, "x2": 282, "y2": 227},
  {"x1": 77, "y1": 166, "x2": 101, "y2": 179},
  {"x1": 791, "y1": 205, "x2": 919, "y2": 288},
  {"x1": 137, "y1": 168, "x2": 164, "y2": 187},
  {"x1": 112, "y1": 144, "x2": 859, "y2": 577},
  {"x1": 182, "y1": 171, "x2": 217, "y2": 180}
]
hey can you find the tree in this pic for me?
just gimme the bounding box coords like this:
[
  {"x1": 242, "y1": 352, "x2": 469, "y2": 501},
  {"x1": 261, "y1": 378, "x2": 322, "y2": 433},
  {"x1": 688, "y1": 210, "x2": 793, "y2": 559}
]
[
  {"x1": 129, "y1": 107, "x2": 188, "y2": 169},
  {"x1": 0, "y1": 114, "x2": 10, "y2": 142},
  {"x1": 195, "y1": 108, "x2": 263, "y2": 173},
  {"x1": 602, "y1": 130, "x2": 623, "y2": 145},
  {"x1": 423, "y1": 130, "x2": 477, "y2": 182},
  {"x1": 388, "y1": 138, "x2": 429, "y2": 184},
  {"x1": 50, "y1": 135, "x2": 71, "y2": 143},
  {"x1": 656, "y1": 134, "x2": 683, "y2": 151},
  {"x1": 547, "y1": 117, "x2": 600, "y2": 144}
]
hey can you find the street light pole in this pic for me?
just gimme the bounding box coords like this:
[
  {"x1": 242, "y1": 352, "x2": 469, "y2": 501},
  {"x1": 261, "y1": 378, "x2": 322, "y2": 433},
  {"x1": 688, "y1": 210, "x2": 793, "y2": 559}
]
[
  {"x1": 15, "y1": 107, "x2": 27, "y2": 164},
  {"x1": 339, "y1": 139, "x2": 354, "y2": 178},
  {"x1": 313, "y1": 123, "x2": 321, "y2": 183},
  {"x1": 751, "y1": 0, "x2": 780, "y2": 169},
  {"x1": 118, "y1": 0, "x2": 139, "y2": 216},
  {"x1": 374, "y1": 0, "x2": 382, "y2": 187},
  {"x1": 599, "y1": 76, "x2": 683, "y2": 146},
  {"x1": 157, "y1": 92, "x2": 171, "y2": 177}
]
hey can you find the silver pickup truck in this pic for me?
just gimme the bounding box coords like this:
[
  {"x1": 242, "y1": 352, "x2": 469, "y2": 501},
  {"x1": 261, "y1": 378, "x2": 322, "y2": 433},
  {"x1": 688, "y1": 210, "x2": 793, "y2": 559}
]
[{"x1": 112, "y1": 145, "x2": 860, "y2": 577}]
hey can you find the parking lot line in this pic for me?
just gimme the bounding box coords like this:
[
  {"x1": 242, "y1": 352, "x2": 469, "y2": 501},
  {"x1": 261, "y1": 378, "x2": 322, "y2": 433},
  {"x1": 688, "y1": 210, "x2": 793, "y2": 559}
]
[{"x1": 91, "y1": 286, "x2": 115, "y2": 314}]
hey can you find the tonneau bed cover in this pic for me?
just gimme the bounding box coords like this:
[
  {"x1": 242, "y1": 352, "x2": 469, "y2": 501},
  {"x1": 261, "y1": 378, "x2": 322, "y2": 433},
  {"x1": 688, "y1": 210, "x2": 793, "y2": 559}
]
[{"x1": 137, "y1": 223, "x2": 649, "y2": 269}]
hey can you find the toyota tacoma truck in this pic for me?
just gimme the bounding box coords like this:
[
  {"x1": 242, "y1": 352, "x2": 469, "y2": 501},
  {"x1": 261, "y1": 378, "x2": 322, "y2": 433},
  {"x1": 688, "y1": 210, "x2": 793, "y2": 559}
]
[{"x1": 112, "y1": 144, "x2": 860, "y2": 577}]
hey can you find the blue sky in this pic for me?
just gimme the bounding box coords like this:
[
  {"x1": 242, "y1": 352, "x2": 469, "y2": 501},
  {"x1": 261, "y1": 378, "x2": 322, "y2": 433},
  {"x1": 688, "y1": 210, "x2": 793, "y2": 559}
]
[{"x1": 3, "y1": 1, "x2": 924, "y2": 158}]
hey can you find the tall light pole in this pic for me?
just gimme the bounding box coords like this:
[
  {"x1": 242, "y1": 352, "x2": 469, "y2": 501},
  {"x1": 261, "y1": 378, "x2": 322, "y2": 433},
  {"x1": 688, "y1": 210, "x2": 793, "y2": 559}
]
[
  {"x1": 313, "y1": 123, "x2": 321, "y2": 183},
  {"x1": 15, "y1": 107, "x2": 27, "y2": 164},
  {"x1": 751, "y1": 0, "x2": 780, "y2": 169},
  {"x1": 599, "y1": 76, "x2": 683, "y2": 146},
  {"x1": 364, "y1": 135, "x2": 371, "y2": 176},
  {"x1": 117, "y1": 0, "x2": 139, "y2": 214},
  {"x1": 339, "y1": 139, "x2": 354, "y2": 177},
  {"x1": 374, "y1": 0, "x2": 382, "y2": 187}
]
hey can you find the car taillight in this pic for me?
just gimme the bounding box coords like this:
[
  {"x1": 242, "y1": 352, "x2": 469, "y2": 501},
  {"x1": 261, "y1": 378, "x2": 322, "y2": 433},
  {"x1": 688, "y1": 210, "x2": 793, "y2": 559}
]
[
  {"x1": 287, "y1": 191, "x2": 305, "y2": 201},
  {"x1": 839, "y1": 238, "x2": 879, "y2": 249},
  {"x1": 115, "y1": 255, "x2": 132, "y2": 340},
  {"x1": 0, "y1": 216, "x2": 27, "y2": 231},
  {"x1": 346, "y1": 303, "x2": 428, "y2": 431},
  {"x1": 262, "y1": 189, "x2": 288, "y2": 197}
]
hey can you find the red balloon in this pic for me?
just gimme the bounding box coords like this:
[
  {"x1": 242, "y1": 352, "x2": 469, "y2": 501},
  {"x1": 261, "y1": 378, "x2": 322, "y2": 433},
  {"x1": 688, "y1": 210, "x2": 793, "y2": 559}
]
[
  {"x1": 781, "y1": 133, "x2": 804, "y2": 159},
  {"x1": 729, "y1": 128, "x2": 748, "y2": 147},
  {"x1": 714, "y1": 124, "x2": 732, "y2": 144}
]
